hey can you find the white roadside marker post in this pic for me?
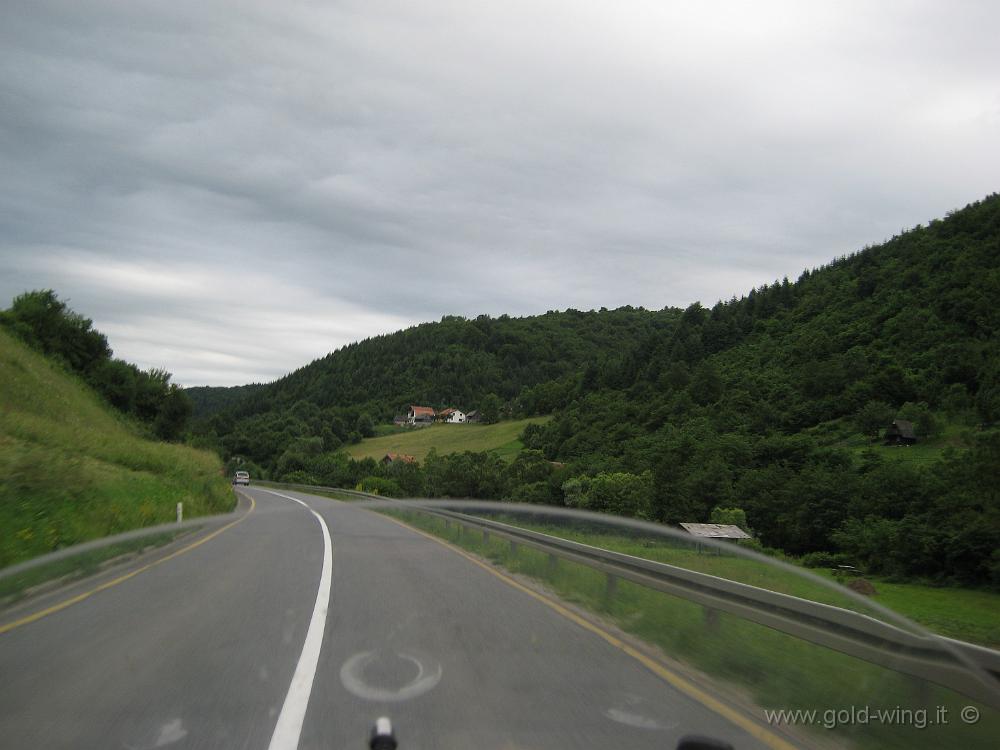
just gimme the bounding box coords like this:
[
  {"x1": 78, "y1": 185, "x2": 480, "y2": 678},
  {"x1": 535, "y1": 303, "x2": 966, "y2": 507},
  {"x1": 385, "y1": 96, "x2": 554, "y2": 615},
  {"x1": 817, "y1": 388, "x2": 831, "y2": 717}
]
[{"x1": 177, "y1": 502, "x2": 183, "y2": 524}]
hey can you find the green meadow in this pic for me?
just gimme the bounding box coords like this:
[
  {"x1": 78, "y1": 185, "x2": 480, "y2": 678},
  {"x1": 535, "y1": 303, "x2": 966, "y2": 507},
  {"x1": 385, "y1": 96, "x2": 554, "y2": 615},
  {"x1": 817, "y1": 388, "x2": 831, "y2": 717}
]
[{"x1": 344, "y1": 416, "x2": 552, "y2": 462}]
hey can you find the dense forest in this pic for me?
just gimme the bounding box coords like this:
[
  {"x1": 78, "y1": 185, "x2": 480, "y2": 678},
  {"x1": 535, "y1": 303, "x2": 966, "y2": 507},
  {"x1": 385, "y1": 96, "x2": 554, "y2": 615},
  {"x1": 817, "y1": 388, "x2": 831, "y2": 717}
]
[
  {"x1": 0, "y1": 290, "x2": 192, "y2": 440},
  {"x1": 190, "y1": 307, "x2": 681, "y2": 455},
  {"x1": 197, "y1": 194, "x2": 997, "y2": 586}
]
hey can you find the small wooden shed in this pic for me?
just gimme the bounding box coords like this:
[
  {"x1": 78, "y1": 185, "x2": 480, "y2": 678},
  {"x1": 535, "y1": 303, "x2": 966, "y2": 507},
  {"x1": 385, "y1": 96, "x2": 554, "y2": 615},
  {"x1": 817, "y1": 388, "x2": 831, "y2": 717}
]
[
  {"x1": 680, "y1": 523, "x2": 751, "y2": 540},
  {"x1": 884, "y1": 419, "x2": 917, "y2": 446},
  {"x1": 680, "y1": 523, "x2": 750, "y2": 555}
]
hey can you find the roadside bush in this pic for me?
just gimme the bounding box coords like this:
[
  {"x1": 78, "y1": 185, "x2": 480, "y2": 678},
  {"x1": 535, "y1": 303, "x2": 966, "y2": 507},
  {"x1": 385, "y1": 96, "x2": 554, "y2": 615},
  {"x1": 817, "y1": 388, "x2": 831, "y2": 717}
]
[
  {"x1": 505, "y1": 481, "x2": 557, "y2": 504},
  {"x1": 279, "y1": 470, "x2": 319, "y2": 485},
  {"x1": 357, "y1": 476, "x2": 403, "y2": 497},
  {"x1": 562, "y1": 471, "x2": 653, "y2": 518},
  {"x1": 800, "y1": 551, "x2": 854, "y2": 569}
]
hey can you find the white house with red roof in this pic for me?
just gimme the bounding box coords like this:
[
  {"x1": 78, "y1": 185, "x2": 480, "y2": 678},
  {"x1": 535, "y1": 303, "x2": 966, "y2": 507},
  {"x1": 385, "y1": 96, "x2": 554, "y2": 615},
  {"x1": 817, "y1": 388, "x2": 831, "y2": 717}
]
[{"x1": 437, "y1": 407, "x2": 467, "y2": 424}]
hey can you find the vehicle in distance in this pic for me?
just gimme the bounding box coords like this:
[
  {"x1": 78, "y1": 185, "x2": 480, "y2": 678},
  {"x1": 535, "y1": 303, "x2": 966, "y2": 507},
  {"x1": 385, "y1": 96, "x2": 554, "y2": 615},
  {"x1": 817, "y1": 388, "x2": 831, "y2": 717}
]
[{"x1": 232, "y1": 471, "x2": 250, "y2": 486}]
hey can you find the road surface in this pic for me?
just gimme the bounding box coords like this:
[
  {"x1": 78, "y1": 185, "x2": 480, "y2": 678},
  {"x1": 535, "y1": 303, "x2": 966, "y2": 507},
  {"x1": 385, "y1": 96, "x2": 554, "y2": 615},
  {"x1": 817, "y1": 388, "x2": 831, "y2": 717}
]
[{"x1": 0, "y1": 487, "x2": 786, "y2": 749}]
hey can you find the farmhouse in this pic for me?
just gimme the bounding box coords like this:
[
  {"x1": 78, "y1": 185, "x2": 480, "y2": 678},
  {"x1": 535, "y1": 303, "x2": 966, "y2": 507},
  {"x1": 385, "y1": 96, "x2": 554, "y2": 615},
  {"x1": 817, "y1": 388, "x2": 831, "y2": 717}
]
[
  {"x1": 884, "y1": 419, "x2": 917, "y2": 446},
  {"x1": 437, "y1": 407, "x2": 467, "y2": 424},
  {"x1": 407, "y1": 405, "x2": 435, "y2": 426},
  {"x1": 466, "y1": 410, "x2": 481, "y2": 423}
]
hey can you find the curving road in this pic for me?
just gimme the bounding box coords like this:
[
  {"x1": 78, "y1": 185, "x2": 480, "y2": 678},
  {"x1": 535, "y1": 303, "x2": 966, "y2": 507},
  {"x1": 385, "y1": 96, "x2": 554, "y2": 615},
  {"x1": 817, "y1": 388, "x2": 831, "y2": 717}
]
[{"x1": 0, "y1": 487, "x2": 787, "y2": 749}]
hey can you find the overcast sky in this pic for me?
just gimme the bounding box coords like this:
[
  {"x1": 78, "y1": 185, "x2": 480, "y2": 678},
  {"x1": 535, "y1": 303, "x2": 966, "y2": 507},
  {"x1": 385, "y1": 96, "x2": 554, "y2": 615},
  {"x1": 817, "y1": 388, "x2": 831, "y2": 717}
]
[{"x1": 2, "y1": 1, "x2": 998, "y2": 386}]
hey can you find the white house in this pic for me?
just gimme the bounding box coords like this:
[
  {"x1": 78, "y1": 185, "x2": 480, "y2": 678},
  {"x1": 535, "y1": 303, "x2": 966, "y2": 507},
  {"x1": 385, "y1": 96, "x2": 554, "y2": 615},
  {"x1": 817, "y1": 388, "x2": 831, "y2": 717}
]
[{"x1": 437, "y1": 407, "x2": 466, "y2": 423}]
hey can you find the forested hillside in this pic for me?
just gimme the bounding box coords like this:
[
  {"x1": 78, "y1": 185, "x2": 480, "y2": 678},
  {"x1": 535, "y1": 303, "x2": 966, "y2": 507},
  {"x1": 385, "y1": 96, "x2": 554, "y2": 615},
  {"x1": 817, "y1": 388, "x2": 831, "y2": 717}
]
[
  {"x1": 186, "y1": 383, "x2": 264, "y2": 418},
  {"x1": 195, "y1": 194, "x2": 1000, "y2": 585},
  {"x1": 191, "y1": 307, "x2": 680, "y2": 460}
]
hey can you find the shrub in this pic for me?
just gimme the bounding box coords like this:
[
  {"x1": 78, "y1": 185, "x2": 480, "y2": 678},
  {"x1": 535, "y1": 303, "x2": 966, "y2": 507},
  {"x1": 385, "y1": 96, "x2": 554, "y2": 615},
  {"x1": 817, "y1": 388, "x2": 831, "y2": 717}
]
[
  {"x1": 357, "y1": 476, "x2": 403, "y2": 497},
  {"x1": 800, "y1": 551, "x2": 853, "y2": 569}
]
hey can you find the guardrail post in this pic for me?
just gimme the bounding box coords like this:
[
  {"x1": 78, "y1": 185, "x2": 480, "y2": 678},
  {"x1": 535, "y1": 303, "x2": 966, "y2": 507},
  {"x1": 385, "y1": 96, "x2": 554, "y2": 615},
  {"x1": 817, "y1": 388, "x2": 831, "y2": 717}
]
[
  {"x1": 605, "y1": 573, "x2": 618, "y2": 602},
  {"x1": 704, "y1": 606, "x2": 720, "y2": 630},
  {"x1": 547, "y1": 553, "x2": 558, "y2": 575}
]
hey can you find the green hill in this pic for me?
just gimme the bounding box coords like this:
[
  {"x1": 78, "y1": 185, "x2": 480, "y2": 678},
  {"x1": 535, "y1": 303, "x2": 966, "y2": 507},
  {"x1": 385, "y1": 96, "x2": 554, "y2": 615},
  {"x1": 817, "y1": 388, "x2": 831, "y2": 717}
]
[
  {"x1": 190, "y1": 306, "x2": 679, "y2": 462},
  {"x1": 0, "y1": 328, "x2": 234, "y2": 568},
  {"x1": 344, "y1": 417, "x2": 551, "y2": 462},
  {"x1": 195, "y1": 194, "x2": 999, "y2": 586}
]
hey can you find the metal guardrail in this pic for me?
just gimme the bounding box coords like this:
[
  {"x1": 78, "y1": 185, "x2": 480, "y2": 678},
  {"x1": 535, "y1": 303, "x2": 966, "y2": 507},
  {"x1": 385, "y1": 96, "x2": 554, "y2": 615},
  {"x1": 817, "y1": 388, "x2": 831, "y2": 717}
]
[{"x1": 262, "y1": 481, "x2": 1000, "y2": 709}]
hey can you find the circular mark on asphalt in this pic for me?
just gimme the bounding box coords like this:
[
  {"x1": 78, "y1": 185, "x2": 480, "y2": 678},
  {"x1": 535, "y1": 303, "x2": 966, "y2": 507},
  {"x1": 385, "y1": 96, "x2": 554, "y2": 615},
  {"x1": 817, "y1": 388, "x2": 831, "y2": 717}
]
[
  {"x1": 340, "y1": 650, "x2": 443, "y2": 702},
  {"x1": 605, "y1": 694, "x2": 678, "y2": 731}
]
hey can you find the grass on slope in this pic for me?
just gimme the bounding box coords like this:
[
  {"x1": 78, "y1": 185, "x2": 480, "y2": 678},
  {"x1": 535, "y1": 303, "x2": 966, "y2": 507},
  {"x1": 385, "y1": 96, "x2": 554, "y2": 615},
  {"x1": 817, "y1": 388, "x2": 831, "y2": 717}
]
[
  {"x1": 0, "y1": 328, "x2": 234, "y2": 569},
  {"x1": 0, "y1": 530, "x2": 184, "y2": 604},
  {"x1": 834, "y1": 578, "x2": 1000, "y2": 648},
  {"x1": 808, "y1": 417, "x2": 972, "y2": 467},
  {"x1": 344, "y1": 416, "x2": 551, "y2": 462}
]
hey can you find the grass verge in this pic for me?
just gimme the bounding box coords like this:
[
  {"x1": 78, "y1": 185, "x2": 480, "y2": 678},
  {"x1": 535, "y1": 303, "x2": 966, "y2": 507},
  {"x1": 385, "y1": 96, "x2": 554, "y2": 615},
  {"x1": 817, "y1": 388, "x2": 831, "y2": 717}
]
[{"x1": 0, "y1": 530, "x2": 185, "y2": 604}]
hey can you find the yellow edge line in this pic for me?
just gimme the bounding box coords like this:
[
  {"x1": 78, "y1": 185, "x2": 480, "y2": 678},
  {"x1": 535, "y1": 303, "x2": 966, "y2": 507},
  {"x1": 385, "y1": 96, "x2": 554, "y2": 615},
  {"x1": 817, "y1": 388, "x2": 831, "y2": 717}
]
[
  {"x1": 379, "y1": 511, "x2": 797, "y2": 750},
  {"x1": 0, "y1": 494, "x2": 256, "y2": 636}
]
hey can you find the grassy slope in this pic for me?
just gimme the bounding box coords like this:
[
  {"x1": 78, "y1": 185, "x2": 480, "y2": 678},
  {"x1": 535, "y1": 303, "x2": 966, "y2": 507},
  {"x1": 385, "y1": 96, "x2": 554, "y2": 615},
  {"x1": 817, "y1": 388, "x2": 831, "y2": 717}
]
[
  {"x1": 807, "y1": 416, "x2": 974, "y2": 467},
  {"x1": 344, "y1": 416, "x2": 551, "y2": 462},
  {"x1": 0, "y1": 328, "x2": 234, "y2": 568}
]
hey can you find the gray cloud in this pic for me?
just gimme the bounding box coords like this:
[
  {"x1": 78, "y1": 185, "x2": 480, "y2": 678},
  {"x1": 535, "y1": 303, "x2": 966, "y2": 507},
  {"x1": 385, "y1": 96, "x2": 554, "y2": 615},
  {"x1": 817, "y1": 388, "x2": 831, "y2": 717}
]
[{"x1": 2, "y1": 0, "x2": 998, "y2": 385}]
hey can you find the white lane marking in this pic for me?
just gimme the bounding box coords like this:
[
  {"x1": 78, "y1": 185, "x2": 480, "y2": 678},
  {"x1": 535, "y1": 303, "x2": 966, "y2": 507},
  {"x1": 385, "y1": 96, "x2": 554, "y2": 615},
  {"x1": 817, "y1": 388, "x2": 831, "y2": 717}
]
[{"x1": 260, "y1": 489, "x2": 334, "y2": 750}]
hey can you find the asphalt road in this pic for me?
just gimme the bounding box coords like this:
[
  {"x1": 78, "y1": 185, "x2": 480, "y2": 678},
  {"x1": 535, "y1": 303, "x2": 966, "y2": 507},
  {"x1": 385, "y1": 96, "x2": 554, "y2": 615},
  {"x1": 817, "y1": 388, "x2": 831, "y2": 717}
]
[{"x1": 0, "y1": 488, "x2": 783, "y2": 750}]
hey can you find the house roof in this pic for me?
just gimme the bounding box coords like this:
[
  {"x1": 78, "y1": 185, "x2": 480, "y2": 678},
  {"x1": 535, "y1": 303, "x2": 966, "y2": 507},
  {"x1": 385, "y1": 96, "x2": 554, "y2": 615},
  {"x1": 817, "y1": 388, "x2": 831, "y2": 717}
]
[
  {"x1": 438, "y1": 407, "x2": 456, "y2": 416},
  {"x1": 680, "y1": 523, "x2": 751, "y2": 539},
  {"x1": 409, "y1": 405, "x2": 436, "y2": 417},
  {"x1": 889, "y1": 419, "x2": 916, "y2": 439},
  {"x1": 384, "y1": 453, "x2": 417, "y2": 464}
]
